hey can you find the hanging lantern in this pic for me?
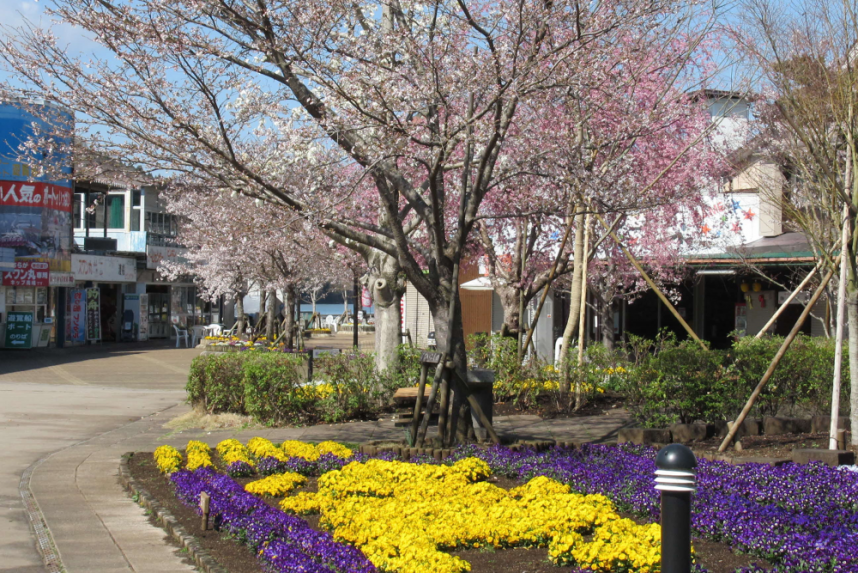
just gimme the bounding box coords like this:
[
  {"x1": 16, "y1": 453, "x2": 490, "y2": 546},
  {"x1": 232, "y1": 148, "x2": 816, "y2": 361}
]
[
  {"x1": 740, "y1": 282, "x2": 750, "y2": 293},
  {"x1": 752, "y1": 281, "x2": 763, "y2": 292}
]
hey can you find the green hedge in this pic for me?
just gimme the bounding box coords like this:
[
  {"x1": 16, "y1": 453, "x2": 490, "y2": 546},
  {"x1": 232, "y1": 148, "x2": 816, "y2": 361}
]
[
  {"x1": 186, "y1": 346, "x2": 419, "y2": 425},
  {"x1": 610, "y1": 333, "x2": 849, "y2": 427}
]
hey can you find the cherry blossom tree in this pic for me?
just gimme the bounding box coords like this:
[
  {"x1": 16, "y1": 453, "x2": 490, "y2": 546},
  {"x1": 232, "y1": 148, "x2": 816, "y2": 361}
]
[{"x1": 1, "y1": 0, "x2": 725, "y2": 443}]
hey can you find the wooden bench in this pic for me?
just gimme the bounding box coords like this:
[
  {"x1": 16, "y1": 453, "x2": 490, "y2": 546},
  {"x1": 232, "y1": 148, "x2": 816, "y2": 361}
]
[{"x1": 393, "y1": 386, "x2": 432, "y2": 405}]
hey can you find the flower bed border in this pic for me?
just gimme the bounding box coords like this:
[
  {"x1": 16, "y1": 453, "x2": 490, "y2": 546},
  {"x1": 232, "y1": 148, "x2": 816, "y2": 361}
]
[{"x1": 118, "y1": 453, "x2": 229, "y2": 573}]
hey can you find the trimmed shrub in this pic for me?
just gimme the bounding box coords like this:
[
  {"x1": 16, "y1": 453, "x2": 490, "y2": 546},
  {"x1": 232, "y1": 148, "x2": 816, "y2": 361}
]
[
  {"x1": 185, "y1": 345, "x2": 421, "y2": 425},
  {"x1": 243, "y1": 353, "x2": 310, "y2": 424}
]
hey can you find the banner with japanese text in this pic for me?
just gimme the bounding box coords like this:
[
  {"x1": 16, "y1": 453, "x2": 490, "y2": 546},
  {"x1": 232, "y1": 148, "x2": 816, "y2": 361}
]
[
  {"x1": 85, "y1": 288, "x2": 101, "y2": 341},
  {"x1": 67, "y1": 288, "x2": 85, "y2": 343}
]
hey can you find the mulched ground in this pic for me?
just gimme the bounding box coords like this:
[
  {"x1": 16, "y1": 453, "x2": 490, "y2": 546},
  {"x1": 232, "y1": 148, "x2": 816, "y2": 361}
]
[
  {"x1": 128, "y1": 453, "x2": 770, "y2": 573},
  {"x1": 492, "y1": 392, "x2": 626, "y2": 419},
  {"x1": 692, "y1": 432, "x2": 858, "y2": 458}
]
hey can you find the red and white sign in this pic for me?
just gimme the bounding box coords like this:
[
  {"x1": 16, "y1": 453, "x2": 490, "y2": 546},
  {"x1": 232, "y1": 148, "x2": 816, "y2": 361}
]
[
  {"x1": 0, "y1": 181, "x2": 73, "y2": 212},
  {"x1": 361, "y1": 285, "x2": 373, "y2": 308},
  {"x1": 2, "y1": 261, "x2": 49, "y2": 287},
  {"x1": 72, "y1": 254, "x2": 137, "y2": 283}
]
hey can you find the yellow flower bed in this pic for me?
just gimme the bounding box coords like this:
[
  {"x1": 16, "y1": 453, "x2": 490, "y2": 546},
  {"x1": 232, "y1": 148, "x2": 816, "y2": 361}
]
[
  {"x1": 246, "y1": 437, "x2": 288, "y2": 461},
  {"x1": 216, "y1": 439, "x2": 255, "y2": 467},
  {"x1": 153, "y1": 445, "x2": 182, "y2": 474},
  {"x1": 317, "y1": 440, "x2": 353, "y2": 459},
  {"x1": 549, "y1": 518, "x2": 662, "y2": 572},
  {"x1": 275, "y1": 459, "x2": 658, "y2": 573},
  {"x1": 281, "y1": 439, "x2": 353, "y2": 461},
  {"x1": 244, "y1": 472, "x2": 307, "y2": 496},
  {"x1": 186, "y1": 440, "x2": 213, "y2": 470}
]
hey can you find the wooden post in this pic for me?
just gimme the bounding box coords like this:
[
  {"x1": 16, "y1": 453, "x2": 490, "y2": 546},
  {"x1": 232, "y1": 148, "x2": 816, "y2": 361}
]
[
  {"x1": 409, "y1": 363, "x2": 429, "y2": 446},
  {"x1": 830, "y1": 200, "x2": 851, "y2": 449},
  {"x1": 200, "y1": 492, "x2": 210, "y2": 531},
  {"x1": 417, "y1": 355, "x2": 447, "y2": 447},
  {"x1": 594, "y1": 212, "x2": 706, "y2": 350},
  {"x1": 718, "y1": 267, "x2": 835, "y2": 452}
]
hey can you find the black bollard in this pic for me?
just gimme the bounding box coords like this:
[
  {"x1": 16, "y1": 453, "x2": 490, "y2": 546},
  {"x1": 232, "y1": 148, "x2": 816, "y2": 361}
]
[{"x1": 655, "y1": 444, "x2": 697, "y2": 573}]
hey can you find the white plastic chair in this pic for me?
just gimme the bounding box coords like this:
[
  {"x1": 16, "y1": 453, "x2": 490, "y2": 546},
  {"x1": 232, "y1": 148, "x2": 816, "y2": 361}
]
[
  {"x1": 206, "y1": 324, "x2": 223, "y2": 336},
  {"x1": 324, "y1": 315, "x2": 336, "y2": 327},
  {"x1": 172, "y1": 324, "x2": 189, "y2": 348},
  {"x1": 190, "y1": 325, "x2": 207, "y2": 347}
]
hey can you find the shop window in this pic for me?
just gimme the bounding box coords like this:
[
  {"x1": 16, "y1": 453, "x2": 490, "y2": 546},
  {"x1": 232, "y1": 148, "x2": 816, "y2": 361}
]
[{"x1": 73, "y1": 193, "x2": 84, "y2": 229}]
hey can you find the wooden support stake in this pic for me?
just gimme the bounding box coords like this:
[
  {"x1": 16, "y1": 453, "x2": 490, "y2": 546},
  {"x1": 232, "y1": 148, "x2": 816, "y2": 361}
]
[
  {"x1": 594, "y1": 212, "x2": 706, "y2": 350},
  {"x1": 754, "y1": 241, "x2": 839, "y2": 338},
  {"x1": 200, "y1": 492, "x2": 210, "y2": 531},
  {"x1": 417, "y1": 355, "x2": 447, "y2": 447},
  {"x1": 409, "y1": 363, "x2": 429, "y2": 446},
  {"x1": 574, "y1": 214, "x2": 591, "y2": 410},
  {"x1": 718, "y1": 267, "x2": 835, "y2": 452}
]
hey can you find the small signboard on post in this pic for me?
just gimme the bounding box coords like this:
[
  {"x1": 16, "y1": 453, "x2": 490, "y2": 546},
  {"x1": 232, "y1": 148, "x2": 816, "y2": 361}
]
[
  {"x1": 5, "y1": 311, "x2": 34, "y2": 349},
  {"x1": 85, "y1": 288, "x2": 101, "y2": 342},
  {"x1": 420, "y1": 351, "x2": 443, "y2": 365}
]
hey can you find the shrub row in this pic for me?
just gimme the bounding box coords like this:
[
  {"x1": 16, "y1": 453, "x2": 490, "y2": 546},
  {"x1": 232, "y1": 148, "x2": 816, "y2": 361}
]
[
  {"x1": 186, "y1": 346, "x2": 420, "y2": 425},
  {"x1": 613, "y1": 333, "x2": 850, "y2": 427},
  {"x1": 468, "y1": 331, "x2": 850, "y2": 427}
]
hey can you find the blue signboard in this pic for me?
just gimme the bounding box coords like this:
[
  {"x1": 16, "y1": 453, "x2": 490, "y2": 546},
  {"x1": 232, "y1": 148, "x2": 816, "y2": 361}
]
[{"x1": 0, "y1": 101, "x2": 74, "y2": 274}]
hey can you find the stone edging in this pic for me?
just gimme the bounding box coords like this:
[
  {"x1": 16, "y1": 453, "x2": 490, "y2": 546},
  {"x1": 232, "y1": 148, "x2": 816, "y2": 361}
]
[{"x1": 118, "y1": 453, "x2": 228, "y2": 573}]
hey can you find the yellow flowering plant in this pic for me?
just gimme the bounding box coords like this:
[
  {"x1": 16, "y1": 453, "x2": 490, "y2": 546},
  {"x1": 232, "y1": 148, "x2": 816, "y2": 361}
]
[
  {"x1": 244, "y1": 472, "x2": 307, "y2": 496},
  {"x1": 153, "y1": 445, "x2": 182, "y2": 474},
  {"x1": 216, "y1": 439, "x2": 255, "y2": 468},
  {"x1": 185, "y1": 440, "x2": 213, "y2": 470},
  {"x1": 275, "y1": 457, "x2": 660, "y2": 573}
]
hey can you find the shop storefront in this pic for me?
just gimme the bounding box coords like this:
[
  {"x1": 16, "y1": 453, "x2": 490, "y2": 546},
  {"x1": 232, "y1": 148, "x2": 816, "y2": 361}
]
[{"x1": 65, "y1": 253, "x2": 137, "y2": 344}]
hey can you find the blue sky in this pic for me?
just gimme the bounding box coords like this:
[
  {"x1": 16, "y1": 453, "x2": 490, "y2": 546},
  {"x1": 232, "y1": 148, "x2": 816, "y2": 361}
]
[{"x1": 0, "y1": 0, "x2": 100, "y2": 88}]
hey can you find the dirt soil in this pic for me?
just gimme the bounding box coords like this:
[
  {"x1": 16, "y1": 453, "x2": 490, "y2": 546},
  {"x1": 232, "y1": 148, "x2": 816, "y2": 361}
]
[
  {"x1": 128, "y1": 453, "x2": 770, "y2": 573},
  {"x1": 692, "y1": 432, "x2": 858, "y2": 459}
]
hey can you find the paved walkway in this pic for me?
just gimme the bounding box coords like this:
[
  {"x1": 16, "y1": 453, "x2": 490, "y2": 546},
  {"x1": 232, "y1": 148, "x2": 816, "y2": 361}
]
[{"x1": 0, "y1": 342, "x2": 631, "y2": 573}]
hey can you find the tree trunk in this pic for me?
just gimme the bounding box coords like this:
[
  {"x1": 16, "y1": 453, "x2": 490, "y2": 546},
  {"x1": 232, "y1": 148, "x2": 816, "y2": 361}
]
[
  {"x1": 848, "y1": 286, "x2": 858, "y2": 446},
  {"x1": 495, "y1": 284, "x2": 521, "y2": 335},
  {"x1": 559, "y1": 208, "x2": 586, "y2": 394},
  {"x1": 598, "y1": 290, "x2": 615, "y2": 350},
  {"x1": 266, "y1": 289, "x2": 276, "y2": 341},
  {"x1": 367, "y1": 251, "x2": 405, "y2": 373},
  {"x1": 235, "y1": 293, "x2": 246, "y2": 337},
  {"x1": 283, "y1": 287, "x2": 295, "y2": 349}
]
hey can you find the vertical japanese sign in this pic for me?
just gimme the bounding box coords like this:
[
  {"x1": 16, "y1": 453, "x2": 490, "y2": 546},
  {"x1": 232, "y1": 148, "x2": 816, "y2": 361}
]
[
  {"x1": 85, "y1": 287, "x2": 101, "y2": 341},
  {"x1": 67, "y1": 288, "x2": 85, "y2": 342},
  {"x1": 138, "y1": 293, "x2": 149, "y2": 341},
  {"x1": 4, "y1": 311, "x2": 33, "y2": 348}
]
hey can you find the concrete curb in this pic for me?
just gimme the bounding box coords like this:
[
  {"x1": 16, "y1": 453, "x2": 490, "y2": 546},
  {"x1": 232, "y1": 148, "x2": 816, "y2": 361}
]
[
  {"x1": 19, "y1": 455, "x2": 64, "y2": 573},
  {"x1": 118, "y1": 453, "x2": 228, "y2": 573}
]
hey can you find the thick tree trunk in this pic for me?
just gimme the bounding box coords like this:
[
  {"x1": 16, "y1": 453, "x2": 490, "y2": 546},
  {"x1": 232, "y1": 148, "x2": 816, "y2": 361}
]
[
  {"x1": 235, "y1": 293, "x2": 246, "y2": 337},
  {"x1": 428, "y1": 294, "x2": 471, "y2": 446},
  {"x1": 283, "y1": 287, "x2": 295, "y2": 349},
  {"x1": 495, "y1": 284, "x2": 521, "y2": 334},
  {"x1": 559, "y1": 208, "x2": 586, "y2": 393},
  {"x1": 366, "y1": 251, "x2": 405, "y2": 373},
  {"x1": 266, "y1": 289, "x2": 276, "y2": 341}
]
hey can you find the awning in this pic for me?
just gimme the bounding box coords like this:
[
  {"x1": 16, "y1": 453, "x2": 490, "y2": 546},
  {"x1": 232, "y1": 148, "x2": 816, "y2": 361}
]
[{"x1": 460, "y1": 277, "x2": 494, "y2": 291}]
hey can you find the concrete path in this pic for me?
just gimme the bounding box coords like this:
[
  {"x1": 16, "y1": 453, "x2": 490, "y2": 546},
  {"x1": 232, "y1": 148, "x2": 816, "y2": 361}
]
[{"x1": 0, "y1": 342, "x2": 631, "y2": 573}]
